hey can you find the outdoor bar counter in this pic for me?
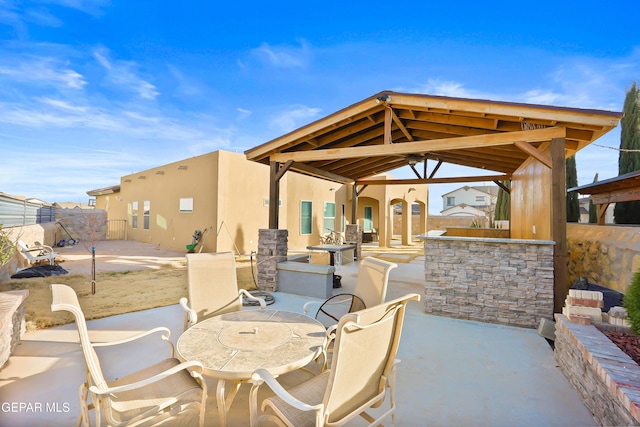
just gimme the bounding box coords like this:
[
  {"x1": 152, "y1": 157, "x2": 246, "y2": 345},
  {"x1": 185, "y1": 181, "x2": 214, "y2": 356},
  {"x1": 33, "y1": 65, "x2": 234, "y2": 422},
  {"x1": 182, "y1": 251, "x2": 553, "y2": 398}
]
[{"x1": 418, "y1": 234, "x2": 555, "y2": 328}]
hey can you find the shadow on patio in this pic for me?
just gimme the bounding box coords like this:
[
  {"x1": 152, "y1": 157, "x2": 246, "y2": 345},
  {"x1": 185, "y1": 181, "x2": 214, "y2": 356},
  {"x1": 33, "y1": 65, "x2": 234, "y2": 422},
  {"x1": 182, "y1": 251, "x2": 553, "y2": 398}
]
[{"x1": 0, "y1": 245, "x2": 595, "y2": 426}]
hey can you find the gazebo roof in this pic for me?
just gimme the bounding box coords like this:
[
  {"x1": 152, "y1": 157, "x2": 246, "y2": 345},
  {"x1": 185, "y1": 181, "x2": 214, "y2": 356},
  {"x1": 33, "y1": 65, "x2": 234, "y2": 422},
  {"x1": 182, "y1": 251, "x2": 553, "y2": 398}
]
[
  {"x1": 568, "y1": 169, "x2": 640, "y2": 204},
  {"x1": 245, "y1": 91, "x2": 622, "y2": 184}
]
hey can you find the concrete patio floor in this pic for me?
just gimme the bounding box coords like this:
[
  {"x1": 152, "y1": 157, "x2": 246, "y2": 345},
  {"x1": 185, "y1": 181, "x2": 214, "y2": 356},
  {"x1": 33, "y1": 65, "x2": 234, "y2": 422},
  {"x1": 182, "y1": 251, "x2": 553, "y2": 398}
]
[{"x1": 0, "y1": 242, "x2": 596, "y2": 426}]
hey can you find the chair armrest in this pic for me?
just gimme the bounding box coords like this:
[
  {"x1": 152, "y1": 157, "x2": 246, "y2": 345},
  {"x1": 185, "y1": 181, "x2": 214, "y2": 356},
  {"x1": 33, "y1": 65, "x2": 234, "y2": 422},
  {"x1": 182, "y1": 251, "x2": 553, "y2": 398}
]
[
  {"x1": 92, "y1": 327, "x2": 174, "y2": 357},
  {"x1": 239, "y1": 289, "x2": 266, "y2": 309},
  {"x1": 251, "y1": 368, "x2": 323, "y2": 413},
  {"x1": 180, "y1": 297, "x2": 197, "y2": 329},
  {"x1": 89, "y1": 360, "x2": 205, "y2": 395},
  {"x1": 303, "y1": 300, "x2": 322, "y2": 316}
]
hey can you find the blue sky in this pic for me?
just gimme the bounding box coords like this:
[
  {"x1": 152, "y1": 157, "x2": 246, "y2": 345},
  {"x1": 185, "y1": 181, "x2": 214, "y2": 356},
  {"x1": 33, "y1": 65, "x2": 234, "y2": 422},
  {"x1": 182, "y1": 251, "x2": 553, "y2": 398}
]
[{"x1": 1, "y1": 1, "x2": 639, "y2": 214}]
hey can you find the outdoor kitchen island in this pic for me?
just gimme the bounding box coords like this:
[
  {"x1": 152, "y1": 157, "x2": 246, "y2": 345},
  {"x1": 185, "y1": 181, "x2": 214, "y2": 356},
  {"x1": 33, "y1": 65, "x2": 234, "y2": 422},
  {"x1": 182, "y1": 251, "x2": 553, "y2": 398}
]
[{"x1": 419, "y1": 234, "x2": 555, "y2": 329}]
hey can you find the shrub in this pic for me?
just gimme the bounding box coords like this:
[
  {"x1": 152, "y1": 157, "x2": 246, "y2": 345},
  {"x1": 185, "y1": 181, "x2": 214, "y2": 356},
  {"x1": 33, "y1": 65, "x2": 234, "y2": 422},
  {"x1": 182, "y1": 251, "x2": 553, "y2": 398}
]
[{"x1": 623, "y1": 271, "x2": 640, "y2": 335}]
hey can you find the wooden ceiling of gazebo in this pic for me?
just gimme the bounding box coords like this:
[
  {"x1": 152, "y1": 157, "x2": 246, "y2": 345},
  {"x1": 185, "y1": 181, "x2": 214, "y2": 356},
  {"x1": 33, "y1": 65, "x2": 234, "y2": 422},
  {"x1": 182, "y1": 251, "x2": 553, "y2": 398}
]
[{"x1": 245, "y1": 91, "x2": 622, "y2": 185}]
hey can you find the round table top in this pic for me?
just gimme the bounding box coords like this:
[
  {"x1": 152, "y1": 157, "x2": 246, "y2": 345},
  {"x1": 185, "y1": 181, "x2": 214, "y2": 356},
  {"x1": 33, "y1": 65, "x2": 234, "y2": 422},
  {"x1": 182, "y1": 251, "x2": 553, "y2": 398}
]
[{"x1": 176, "y1": 309, "x2": 327, "y2": 380}]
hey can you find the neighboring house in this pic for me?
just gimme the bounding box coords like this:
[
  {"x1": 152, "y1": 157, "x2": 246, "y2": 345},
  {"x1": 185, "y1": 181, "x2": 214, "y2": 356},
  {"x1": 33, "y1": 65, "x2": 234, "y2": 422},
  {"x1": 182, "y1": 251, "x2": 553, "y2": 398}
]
[
  {"x1": 88, "y1": 150, "x2": 428, "y2": 254},
  {"x1": 440, "y1": 203, "x2": 487, "y2": 217},
  {"x1": 441, "y1": 185, "x2": 498, "y2": 216},
  {"x1": 578, "y1": 196, "x2": 614, "y2": 224}
]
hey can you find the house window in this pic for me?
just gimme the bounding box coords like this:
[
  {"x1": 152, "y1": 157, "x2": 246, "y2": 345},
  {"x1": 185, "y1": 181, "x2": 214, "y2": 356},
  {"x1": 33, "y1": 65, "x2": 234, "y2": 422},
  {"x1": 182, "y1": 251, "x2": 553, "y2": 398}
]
[
  {"x1": 179, "y1": 198, "x2": 193, "y2": 213},
  {"x1": 300, "y1": 201, "x2": 312, "y2": 235},
  {"x1": 363, "y1": 206, "x2": 373, "y2": 231},
  {"x1": 143, "y1": 200, "x2": 150, "y2": 230},
  {"x1": 323, "y1": 202, "x2": 336, "y2": 234},
  {"x1": 131, "y1": 201, "x2": 138, "y2": 229},
  {"x1": 446, "y1": 197, "x2": 455, "y2": 207},
  {"x1": 475, "y1": 196, "x2": 485, "y2": 203},
  {"x1": 341, "y1": 204, "x2": 345, "y2": 232}
]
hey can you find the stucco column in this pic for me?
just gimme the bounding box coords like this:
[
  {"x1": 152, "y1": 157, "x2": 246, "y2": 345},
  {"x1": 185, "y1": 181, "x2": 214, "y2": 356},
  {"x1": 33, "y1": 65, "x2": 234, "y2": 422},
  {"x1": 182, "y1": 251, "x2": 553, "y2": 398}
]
[{"x1": 402, "y1": 200, "x2": 412, "y2": 245}]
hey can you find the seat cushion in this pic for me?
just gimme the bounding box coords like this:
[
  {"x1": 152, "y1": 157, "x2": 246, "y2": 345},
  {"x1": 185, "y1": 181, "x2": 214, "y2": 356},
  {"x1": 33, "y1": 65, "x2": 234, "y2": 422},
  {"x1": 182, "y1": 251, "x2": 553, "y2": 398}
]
[{"x1": 106, "y1": 358, "x2": 203, "y2": 425}]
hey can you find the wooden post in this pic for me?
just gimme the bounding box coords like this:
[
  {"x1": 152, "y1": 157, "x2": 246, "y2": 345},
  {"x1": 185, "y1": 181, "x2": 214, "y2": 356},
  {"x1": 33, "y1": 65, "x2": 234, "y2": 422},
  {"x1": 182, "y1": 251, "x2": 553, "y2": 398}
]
[
  {"x1": 269, "y1": 161, "x2": 280, "y2": 229},
  {"x1": 351, "y1": 183, "x2": 358, "y2": 225},
  {"x1": 550, "y1": 137, "x2": 568, "y2": 313}
]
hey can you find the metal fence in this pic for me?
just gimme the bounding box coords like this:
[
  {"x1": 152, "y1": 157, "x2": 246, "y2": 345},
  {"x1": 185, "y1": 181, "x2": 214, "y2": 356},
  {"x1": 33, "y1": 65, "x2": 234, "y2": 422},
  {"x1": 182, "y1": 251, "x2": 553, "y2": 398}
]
[
  {"x1": 0, "y1": 194, "x2": 55, "y2": 227},
  {"x1": 107, "y1": 220, "x2": 127, "y2": 240}
]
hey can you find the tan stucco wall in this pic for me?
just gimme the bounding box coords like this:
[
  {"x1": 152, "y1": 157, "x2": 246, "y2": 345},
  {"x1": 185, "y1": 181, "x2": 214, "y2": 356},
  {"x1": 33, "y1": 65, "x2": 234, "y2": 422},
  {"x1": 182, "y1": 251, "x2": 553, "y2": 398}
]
[{"x1": 92, "y1": 151, "x2": 429, "y2": 253}]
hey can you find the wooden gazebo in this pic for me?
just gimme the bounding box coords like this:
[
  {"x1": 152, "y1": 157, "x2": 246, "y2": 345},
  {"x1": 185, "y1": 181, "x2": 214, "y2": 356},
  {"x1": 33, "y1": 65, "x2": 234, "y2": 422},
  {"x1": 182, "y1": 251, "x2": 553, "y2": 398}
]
[{"x1": 245, "y1": 91, "x2": 622, "y2": 312}]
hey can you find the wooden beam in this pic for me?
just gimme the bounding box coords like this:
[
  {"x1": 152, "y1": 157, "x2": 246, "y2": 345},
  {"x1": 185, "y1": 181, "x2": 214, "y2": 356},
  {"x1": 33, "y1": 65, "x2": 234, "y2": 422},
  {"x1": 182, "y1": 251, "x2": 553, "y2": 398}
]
[
  {"x1": 351, "y1": 184, "x2": 357, "y2": 224},
  {"x1": 550, "y1": 137, "x2": 567, "y2": 314},
  {"x1": 597, "y1": 203, "x2": 610, "y2": 225},
  {"x1": 271, "y1": 127, "x2": 567, "y2": 163},
  {"x1": 428, "y1": 160, "x2": 443, "y2": 179},
  {"x1": 269, "y1": 162, "x2": 280, "y2": 229},
  {"x1": 384, "y1": 106, "x2": 392, "y2": 144},
  {"x1": 391, "y1": 108, "x2": 414, "y2": 141},
  {"x1": 591, "y1": 188, "x2": 640, "y2": 205},
  {"x1": 274, "y1": 160, "x2": 293, "y2": 181},
  {"x1": 409, "y1": 164, "x2": 422, "y2": 179},
  {"x1": 514, "y1": 141, "x2": 553, "y2": 168},
  {"x1": 494, "y1": 180, "x2": 511, "y2": 194},
  {"x1": 359, "y1": 174, "x2": 511, "y2": 185},
  {"x1": 291, "y1": 162, "x2": 352, "y2": 183}
]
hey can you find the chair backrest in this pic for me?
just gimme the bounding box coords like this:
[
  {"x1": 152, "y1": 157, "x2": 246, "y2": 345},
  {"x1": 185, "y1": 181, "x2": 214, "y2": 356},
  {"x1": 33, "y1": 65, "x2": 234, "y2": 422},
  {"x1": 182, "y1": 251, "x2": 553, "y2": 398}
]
[
  {"x1": 186, "y1": 252, "x2": 242, "y2": 322},
  {"x1": 50, "y1": 284, "x2": 108, "y2": 389},
  {"x1": 353, "y1": 257, "x2": 398, "y2": 308},
  {"x1": 323, "y1": 293, "x2": 420, "y2": 423}
]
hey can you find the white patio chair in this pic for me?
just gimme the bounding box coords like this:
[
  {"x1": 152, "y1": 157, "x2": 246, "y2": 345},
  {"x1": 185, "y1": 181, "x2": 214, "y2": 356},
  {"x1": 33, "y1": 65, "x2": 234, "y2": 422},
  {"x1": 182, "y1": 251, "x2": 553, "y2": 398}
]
[
  {"x1": 249, "y1": 293, "x2": 420, "y2": 426},
  {"x1": 17, "y1": 239, "x2": 58, "y2": 265},
  {"x1": 50, "y1": 284, "x2": 207, "y2": 427},
  {"x1": 180, "y1": 252, "x2": 266, "y2": 330}
]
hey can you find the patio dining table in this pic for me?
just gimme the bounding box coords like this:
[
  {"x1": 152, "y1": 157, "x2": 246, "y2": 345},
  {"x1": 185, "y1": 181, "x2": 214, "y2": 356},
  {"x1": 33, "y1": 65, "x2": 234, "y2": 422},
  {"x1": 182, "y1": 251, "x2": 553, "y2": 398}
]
[{"x1": 176, "y1": 309, "x2": 326, "y2": 426}]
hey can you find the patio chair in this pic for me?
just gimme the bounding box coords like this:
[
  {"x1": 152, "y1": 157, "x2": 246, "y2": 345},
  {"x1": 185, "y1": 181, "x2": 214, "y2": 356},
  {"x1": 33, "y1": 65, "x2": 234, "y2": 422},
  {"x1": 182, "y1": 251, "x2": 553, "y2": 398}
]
[
  {"x1": 249, "y1": 292, "x2": 420, "y2": 426},
  {"x1": 17, "y1": 239, "x2": 58, "y2": 265},
  {"x1": 303, "y1": 256, "x2": 398, "y2": 327},
  {"x1": 50, "y1": 284, "x2": 207, "y2": 427},
  {"x1": 180, "y1": 252, "x2": 266, "y2": 330}
]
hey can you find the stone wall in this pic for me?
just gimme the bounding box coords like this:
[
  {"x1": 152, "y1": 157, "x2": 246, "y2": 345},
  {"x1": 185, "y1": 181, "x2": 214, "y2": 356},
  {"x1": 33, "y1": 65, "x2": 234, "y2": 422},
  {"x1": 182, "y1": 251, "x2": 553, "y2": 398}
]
[
  {"x1": 423, "y1": 236, "x2": 555, "y2": 328},
  {"x1": 257, "y1": 229, "x2": 288, "y2": 292},
  {"x1": 567, "y1": 223, "x2": 640, "y2": 293},
  {"x1": 0, "y1": 290, "x2": 29, "y2": 368},
  {"x1": 55, "y1": 208, "x2": 107, "y2": 243},
  {"x1": 554, "y1": 314, "x2": 640, "y2": 426}
]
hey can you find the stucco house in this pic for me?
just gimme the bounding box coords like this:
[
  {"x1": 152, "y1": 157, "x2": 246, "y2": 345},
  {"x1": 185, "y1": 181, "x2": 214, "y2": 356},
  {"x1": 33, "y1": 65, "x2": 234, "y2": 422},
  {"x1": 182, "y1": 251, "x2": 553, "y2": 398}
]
[
  {"x1": 440, "y1": 185, "x2": 498, "y2": 216},
  {"x1": 87, "y1": 150, "x2": 428, "y2": 254}
]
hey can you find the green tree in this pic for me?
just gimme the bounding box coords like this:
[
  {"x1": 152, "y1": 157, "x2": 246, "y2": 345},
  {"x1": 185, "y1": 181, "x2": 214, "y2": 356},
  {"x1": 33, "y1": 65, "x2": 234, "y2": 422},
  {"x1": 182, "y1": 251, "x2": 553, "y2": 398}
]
[
  {"x1": 494, "y1": 181, "x2": 510, "y2": 221},
  {"x1": 588, "y1": 173, "x2": 598, "y2": 223},
  {"x1": 614, "y1": 82, "x2": 640, "y2": 224},
  {"x1": 0, "y1": 225, "x2": 16, "y2": 267},
  {"x1": 566, "y1": 155, "x2": 580, "y2": 222}
]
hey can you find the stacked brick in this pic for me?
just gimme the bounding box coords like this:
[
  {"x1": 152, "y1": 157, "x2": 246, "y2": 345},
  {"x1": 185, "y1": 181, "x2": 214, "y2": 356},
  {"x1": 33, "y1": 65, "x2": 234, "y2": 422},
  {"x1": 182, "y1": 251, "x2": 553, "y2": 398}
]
[
  {"x1": 257, "y1": 229, "x2": 288, "y2": 292},
  {"x1": 423, "y1": 237, "x2": 554, "y2": 328},
  {"x1": 562, "y1": 289, "x2": 603, "y2": 325}
]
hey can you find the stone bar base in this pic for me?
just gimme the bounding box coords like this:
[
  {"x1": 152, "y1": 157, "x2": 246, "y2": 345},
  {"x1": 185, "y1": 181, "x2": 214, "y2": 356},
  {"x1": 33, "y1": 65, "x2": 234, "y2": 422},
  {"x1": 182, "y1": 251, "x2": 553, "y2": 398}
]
[
  {"x1": 257, "y1": 229, "x2": 288, "y2": 292},
  {"x1": 0, "y1": 290, "x2": 29, "y2": 368},
  {"x1": 345, "y1": 224, "x2": 361, "y2": 260},
  {"x1": 554, "y1": 314, "x2": 640, "y2": 426},
  {"x1": 422, "y1": 236, "x2": 554, "y2": 328}
]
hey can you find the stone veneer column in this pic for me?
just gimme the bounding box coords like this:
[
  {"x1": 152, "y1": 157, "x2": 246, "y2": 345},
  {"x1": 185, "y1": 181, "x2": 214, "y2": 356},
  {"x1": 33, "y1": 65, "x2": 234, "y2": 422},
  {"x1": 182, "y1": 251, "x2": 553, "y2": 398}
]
[
  {"x1": 257, "y1": 229, "x2": 288, "y2": 292},
  {"x1": 345, "y1": 224, "x2": 362, "y2": 260}
]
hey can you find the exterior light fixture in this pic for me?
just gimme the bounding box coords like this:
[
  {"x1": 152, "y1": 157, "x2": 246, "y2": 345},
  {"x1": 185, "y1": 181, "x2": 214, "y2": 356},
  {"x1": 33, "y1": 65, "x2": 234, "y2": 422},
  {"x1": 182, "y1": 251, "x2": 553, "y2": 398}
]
[{"x1": 375, "y1": 94, "x2": 391, "y2": 103}]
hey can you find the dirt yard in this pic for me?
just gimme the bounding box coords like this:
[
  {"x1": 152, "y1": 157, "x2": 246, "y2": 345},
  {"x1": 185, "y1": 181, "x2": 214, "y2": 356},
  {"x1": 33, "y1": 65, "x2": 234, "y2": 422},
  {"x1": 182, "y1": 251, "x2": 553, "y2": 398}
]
[{"x1": 0, "y1": 241, "x2": 258, "y2": 330}]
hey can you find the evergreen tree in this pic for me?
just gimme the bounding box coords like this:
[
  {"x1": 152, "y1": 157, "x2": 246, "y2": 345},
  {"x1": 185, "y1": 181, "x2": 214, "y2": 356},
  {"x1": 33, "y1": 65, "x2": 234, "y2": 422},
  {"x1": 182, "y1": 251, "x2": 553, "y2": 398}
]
[
  {"x1": 566, "y1": 155, "x2": 580, "y2": 222},
  {"x1": 494, "y1": 181, "x2": 510, "y2": 221},
  {"x1": 588, "y1": 173, "x2": 598, "y2": 223},
  {"x1": 614, "y1": 82, "x2": 640, "y2": 224}
]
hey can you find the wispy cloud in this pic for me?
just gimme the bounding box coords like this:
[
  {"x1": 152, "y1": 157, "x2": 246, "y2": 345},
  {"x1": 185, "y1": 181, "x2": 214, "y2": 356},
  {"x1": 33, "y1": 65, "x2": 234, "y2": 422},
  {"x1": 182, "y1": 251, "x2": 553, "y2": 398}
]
[
  {"x1": 250, "y1": 39, "x2": 311, "y2": 68},
  {"x1": 268, "y1": 104, "x2": 321, "y2": 133},
  {"x1": 93, "y1": 47, "x2": 159, "y2": 100},
  {"x1": 0, "y1": 55, "x2": 86, "y2": 89}
]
